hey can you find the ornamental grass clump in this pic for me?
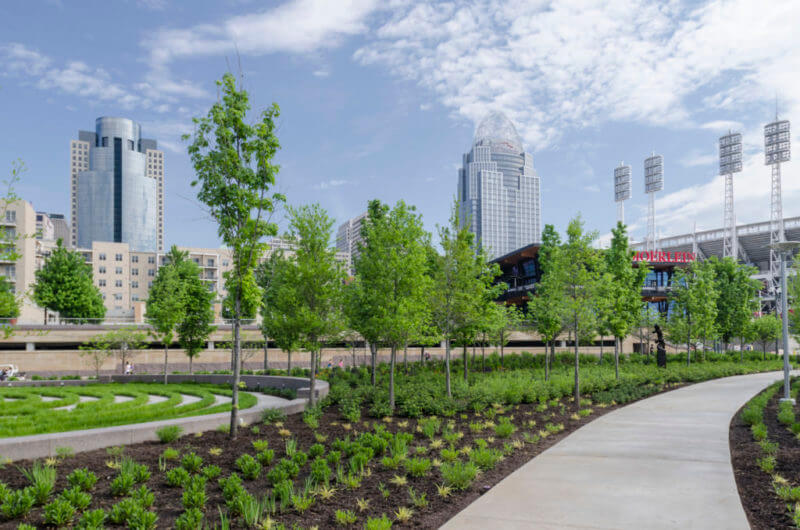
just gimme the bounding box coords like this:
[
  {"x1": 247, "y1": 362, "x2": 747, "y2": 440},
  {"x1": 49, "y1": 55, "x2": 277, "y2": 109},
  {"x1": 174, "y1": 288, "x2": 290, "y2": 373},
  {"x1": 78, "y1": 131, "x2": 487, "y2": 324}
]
[
  {"x1": 469, "y1": 447, "x2": 503, "y2": 471},
  {"x1": 335, "y1": 508, "x2": 358, "y2": 525},
  {"x1": 155, "y1": 425, "x2": 183, "y2": 443},
  {"x1": 403, "y1": 457, "x2": 432, "y2": 477},
  {"x1": 20, "y1": 460, "x2": 56, "y2": 505},
  {"x1": 440, "y1": 461, "x2": 478, "y2": 491}
]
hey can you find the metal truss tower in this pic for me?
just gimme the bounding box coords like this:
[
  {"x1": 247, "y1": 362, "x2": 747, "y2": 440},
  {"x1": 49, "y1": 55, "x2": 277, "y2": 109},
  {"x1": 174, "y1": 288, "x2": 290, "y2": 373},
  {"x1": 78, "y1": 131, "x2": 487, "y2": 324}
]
[
  {"x1": 720, "y1": 131, "x2": 742, "y2": 260},
  {"x1": 614, "y1": 163, "x2": 631, "y2": 226},
  {"x1": 644, "y1": 154, "x2": 663, "y2": 252},
  {"x1": 765, "y1": 118, "x2": 791, "y2": 300}
]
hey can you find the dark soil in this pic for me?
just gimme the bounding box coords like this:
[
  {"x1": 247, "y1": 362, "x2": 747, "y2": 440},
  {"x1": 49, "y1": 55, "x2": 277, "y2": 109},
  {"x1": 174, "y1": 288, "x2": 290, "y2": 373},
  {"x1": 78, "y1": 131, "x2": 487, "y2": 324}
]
[
  {"x1": 730, "y1": 383, "x2": 799, "y2": 529},
  {"x1": 0, "y1": 382, "x2": 690, "y2": 529}
]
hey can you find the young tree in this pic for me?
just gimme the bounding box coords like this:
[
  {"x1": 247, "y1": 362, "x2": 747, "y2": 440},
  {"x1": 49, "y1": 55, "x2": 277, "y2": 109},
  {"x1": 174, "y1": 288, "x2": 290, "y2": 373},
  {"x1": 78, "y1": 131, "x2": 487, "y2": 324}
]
[
  {"x1": 0, "y1": 277, "x2": 20, "y2": 320},
  {"x1": 350, "y1": 199, "x2": 430, "y2": 411},
  {"x1": 257, "y1": 250, "x2": 301, "y2": 373},
  {"x1": 0, "y1": 160, "x2": 30, "y2": 327},
  {"x1": 282, "y1": 204, "x2": 345, "y2": 408},
  {"x1": 708, "y1": 257, "x2": 760, "y2": 351},
  {"x1": 33, "y1": 240, "x2": 106, "y2": 324},
  {"x1": 177, "y1": 276, "x2": 216, "y2": 374},
  {"x1": 749, "y1": 314, "x2": 781, "y2": 360},
  {"x1": 491, "y1": 303, "x2": 521, "y2": 367},
  {"x1": 787, "y1": 253, "x2": 800, "y2": 345},
  {"x1": 602, "y1": 222, "x2": 648, "y2": 379},
  {"x1": 79, "y1": 340, "x2": 114, "y2": 378},
  {"x1": 558, "y1": 216, "x2": 603, "y2": 402},
  {"x1": 184, "y1": 73, "x2": 284, "y2": 438},
  {"x1": 528, "y1": 224, "x2": 564, "y2": 381},
  {"x1": 88, "y1": 327, "x2": 148, "y2": 373},
  {"x1": 222, "y1": 271, "x2": 261, "y2": 323},
  {"x1": 669, "y1": 261, "x2": 719, "y2": 365},
  {"x1": 146, "y1": 246, "x2": 188, "y2": 384}
]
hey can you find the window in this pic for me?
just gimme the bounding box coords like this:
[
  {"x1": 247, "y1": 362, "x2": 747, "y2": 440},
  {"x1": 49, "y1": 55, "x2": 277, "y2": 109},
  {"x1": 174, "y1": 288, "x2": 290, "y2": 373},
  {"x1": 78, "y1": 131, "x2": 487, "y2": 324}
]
[
  {"x1": 132, "y1": 295, "x2": 139, "y2": 301},
  {"x1": 131, "y1": 268, "x2": 138, "y2": 276},
  {"x1": 99, "y1": 279, "x2": 106, "y2": 287},
  {"x1": 115, "y1": 267, "x2": 122, "y2": 274},
  {"x1": 223, "y1": 260, "x2": 229, "y2": 267},
  {"x1": 5, "y1": 211, "x2": 15, "y2": 222},
  {"x1": 131, "y1": 281, "x2": 138, "y2": 288},
  {"x1": 131, "y1": 255, "x2": 138, "y2": 263},
  {"x1": 115, "y1": 253, "x2": 123, "y2": 261},
  {"x1": 128, "y1": 140, "x2": 134, "y2": 150},
  {"x1": 101, "y1": 137, "x2": 108, "y2": 147},
  {"x1": 99, "y1": 253, "x2": 106, "y2": 261},
  {"x1": 147, "y1": 256, "x2": 155, "y2": 264},
  {"x1": 193, "y1": 258, "x2": 200, "y2": 264},
  {"x1": 148, "y1": 281, "x2": 153, "y2": 288},
  {"x1": 148, "y1": 269, "x2": 155, "y2": 277},
  {"x1": 115, "y1": 280, "x2": 122, "y2": 287},
  {"x1": 114, "y1": 293, "x2": 122, "y2": 301},
  {"x1": 98, "y1": 266, "x2": 106, "y2": 274},
  {"x1": 207, "y1": 258, "x2": 214, "y2": 267}
]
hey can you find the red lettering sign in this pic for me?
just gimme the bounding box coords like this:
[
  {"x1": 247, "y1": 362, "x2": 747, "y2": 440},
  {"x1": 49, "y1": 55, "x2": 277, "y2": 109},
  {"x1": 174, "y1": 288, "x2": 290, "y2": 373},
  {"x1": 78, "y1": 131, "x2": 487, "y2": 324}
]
[{"x1": 632, "y1": 250, "x2": 696, "y2": 264}]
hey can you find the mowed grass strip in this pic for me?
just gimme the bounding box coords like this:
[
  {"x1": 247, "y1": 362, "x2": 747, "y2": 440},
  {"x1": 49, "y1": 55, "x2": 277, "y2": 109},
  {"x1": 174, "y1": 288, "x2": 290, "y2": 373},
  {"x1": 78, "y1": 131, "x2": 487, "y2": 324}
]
[{"x1": 0, "y1": 383, "x2": 256, "y2": 437}]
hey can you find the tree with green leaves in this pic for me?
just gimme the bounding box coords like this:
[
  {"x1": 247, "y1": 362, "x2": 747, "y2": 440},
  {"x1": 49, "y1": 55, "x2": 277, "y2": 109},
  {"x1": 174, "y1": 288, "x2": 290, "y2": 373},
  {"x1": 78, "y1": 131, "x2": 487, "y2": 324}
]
[
  {"x1": 602, "y1": 222, "x2": 648, "y2": 379},
  {"x1": 177, "y1": 274, "x2": 216, "y2": 374},
  {"x1": 491, "y1": 303, "x2": 522, "y2": 368},
  {"x1": 85, "y1": 327, "x2": 148, "y2": 374},
  {"x1": 281, "y1": 204, "x2": 345, "y2": 408},
  {"x1": 528, "y1": 224, "x2": 564, "y2": 381},
  {"x1": 146, "y1": 246, "x2": 188, "y2": 384},
  {"x1": 787, "y1": 253, "x2": 800, "y2": 345},
  {"x1": 33, "y1": 240, "x2": 106, "y2": 324},
  {"x1": 669, "y1": 260, "x2": 719, "y2": 365},
  {"x1": 557, "y1": 216, "x2": 603, "y2": 402},
  {"x1": 184, "y1": 72, "x2": 284, "y2": 438},
  {"x1": 707, "y1": 257, "x2": 760, "y2": 351},
  {"x1": 350, "y1": 199, "x2": 430, "y2": 411},
  {"x1": 222, "y1": 271, "x2": 261, "y2": 323},
  {"x1": 749, "y1": 314, "x2": 781, "y2": 360},
  {"x1": 0, "y1": 277, "x2": 19, "y2": 320},
  {"x1": 257, "y1": 250, "x2": 301, "y2": 373},
  {"x1": 0, "y1": 160, "x2": 29, "y2": 326}
]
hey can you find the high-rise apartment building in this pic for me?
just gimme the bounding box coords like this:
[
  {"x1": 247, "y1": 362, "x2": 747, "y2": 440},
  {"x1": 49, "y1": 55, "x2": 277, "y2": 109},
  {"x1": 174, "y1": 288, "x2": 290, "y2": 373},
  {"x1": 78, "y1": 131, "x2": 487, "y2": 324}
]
[
  {"x1": 71, "y1": 117, "x2": 164, "y2": 252},
  {"x1": 337, "y1": 212, "x2": 367, "y2": 257},
  {"x1": 458, "y1": 112, "x2": 541, "y2": 259}
]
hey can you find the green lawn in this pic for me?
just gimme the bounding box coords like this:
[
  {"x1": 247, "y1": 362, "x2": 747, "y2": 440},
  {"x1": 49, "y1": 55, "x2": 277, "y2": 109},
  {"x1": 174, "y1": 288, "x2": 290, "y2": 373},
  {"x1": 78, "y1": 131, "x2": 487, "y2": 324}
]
[{"x1": 0, "y1": 383, "x2": 257, "y2": 437}]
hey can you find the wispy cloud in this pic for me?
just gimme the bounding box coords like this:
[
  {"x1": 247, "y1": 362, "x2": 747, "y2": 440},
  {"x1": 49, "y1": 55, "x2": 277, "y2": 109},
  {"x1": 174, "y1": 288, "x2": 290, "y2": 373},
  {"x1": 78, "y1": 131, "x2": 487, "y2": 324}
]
[
  {"x1": 312, "y1": 67, "x2": 330, "y2": 78},
  {"x1": 680, "y1": 150, "x2": 716, "y2": 167},
  {"x1": 314, "y1": 179, "x2": 350, "y2": 190}
]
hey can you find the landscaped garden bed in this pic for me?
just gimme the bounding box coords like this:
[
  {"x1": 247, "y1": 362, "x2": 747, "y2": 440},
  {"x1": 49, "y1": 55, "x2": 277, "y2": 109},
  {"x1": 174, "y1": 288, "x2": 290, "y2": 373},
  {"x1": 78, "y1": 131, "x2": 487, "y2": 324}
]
[
  {"x1": 0, "y1": 384, "x2": 259, "y2": 438},
  {"x1": 731, "y1": 378, "x2": 800, "y2": 529},
  {"x1": 0, "y1": 353, "x2": 784, "y2": 529}
]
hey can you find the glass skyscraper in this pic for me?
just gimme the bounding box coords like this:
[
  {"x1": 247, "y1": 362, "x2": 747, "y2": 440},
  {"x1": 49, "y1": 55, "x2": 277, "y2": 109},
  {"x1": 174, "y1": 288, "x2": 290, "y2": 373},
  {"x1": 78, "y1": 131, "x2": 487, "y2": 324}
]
[
  {"x1": 458, "y1": 112, "x2": 541, "y2": 259},
  {"x1": 71, "y1": 117, "x2": 164, "y2": 252}
]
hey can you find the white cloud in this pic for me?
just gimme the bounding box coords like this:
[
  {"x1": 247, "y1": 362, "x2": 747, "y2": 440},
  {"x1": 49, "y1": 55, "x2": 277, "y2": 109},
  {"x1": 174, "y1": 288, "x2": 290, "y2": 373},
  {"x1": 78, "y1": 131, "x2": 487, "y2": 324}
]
[
  {"x1": 354, "y1": 0, "x2": 800, "y2": 151},
  {"x1": 312, "y1": 68, "x2": 330, "y2": 78},
  {"x1": 314, "y1": 179, "x2": 350, "y2": 190},
  {"x1": 701, "y1": 120, "x2": 744, "y2": 132},
  {"x1": 680, "y1": 150, "x2": 716, "y2": 167},
  {"x1": 419, "y1": 103, "x2": 431, "y2": 111}
]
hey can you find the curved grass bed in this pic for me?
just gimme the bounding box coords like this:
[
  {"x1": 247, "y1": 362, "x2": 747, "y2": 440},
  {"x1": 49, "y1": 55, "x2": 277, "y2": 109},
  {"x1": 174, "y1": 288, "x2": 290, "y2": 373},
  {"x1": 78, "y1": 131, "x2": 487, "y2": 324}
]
[{"x1": 0, "y1": 383, "x2": 257, "y2": 438}]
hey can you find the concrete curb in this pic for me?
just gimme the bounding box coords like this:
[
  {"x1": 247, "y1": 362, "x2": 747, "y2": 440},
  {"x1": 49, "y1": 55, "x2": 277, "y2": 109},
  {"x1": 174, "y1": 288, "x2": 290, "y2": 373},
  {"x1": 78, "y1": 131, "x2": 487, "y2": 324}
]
[{"x1": 0, "y1": 375, "x2": 329, "y2": 462}]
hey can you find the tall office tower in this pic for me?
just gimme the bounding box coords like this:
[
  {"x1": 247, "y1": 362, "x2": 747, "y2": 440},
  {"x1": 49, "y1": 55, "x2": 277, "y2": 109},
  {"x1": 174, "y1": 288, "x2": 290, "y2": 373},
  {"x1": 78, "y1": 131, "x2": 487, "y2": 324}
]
[
  {"x1": 336, "y1": 211, "x2": 368, "y2": 258},
  {"x1": 47, "y1": 213, "x2": 71, "y2": 246},
  {"x1": 458, "y1": 112, "x2": 541, "y2": 259},
  {"x1": 71, "y1": 117, "x2": 164, "y2": 252}
]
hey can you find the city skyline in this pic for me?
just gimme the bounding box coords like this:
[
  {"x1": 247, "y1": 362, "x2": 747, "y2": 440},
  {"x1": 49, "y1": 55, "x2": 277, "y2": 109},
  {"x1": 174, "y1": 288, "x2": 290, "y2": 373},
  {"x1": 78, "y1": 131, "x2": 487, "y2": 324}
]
[{"x1": 1, "y1": 0, "x2": 799, "y2": 250}]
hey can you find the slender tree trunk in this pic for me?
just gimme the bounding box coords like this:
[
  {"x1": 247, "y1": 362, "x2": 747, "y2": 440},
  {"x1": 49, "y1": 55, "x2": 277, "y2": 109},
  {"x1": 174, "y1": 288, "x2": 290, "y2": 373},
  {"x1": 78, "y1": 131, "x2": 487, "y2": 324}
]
[
  {"x1": 481, "y1": 341, "x2": 485, "y2": 373},
  {"x1": 550, "y1": 340, "x2": 555, "y2": 378},
  {"x1": 229, "y1": 295, "x2": 242, "y2": 439},
  {"x1": 500, "y1": 330, "x2": 505, "y2": 366},
  {"x1": 686, "y1": 323, "x2": 691, "y2": 367},
  {"x1": 403, "y1": 343, "x2": 408, "y2": 374},
  {"x1": 351, "y1": 343, "x2": 356, "y2": 369},
  {"x1": 263, "y1": 340, "x2": 269, "y2": 372},
  {"x1": 287, "y1": 350, "x2": 292, "y2": 372},
  {"x1": 370, "y1": 342, "x2": 377, "y2": 386},
  {"x1": 599, "y1": 335, "x2": 603, "y2": 364},
  {"x1": 163, "y1": 342, "x2": 169, "y2": 385},
  {"x1": 462, "y1": 343, "x2": 468, "y2": 383},
  {"x1": 573, "y1": 320, "x2": 580, "y2": 403},
  {"x1": 545, "y1": 340, "x2": 550, "y2": 381},
  {"x1": 740, "y1": 337, "x2": 744, "y2": 362},
  {"x1": 389, "y1": 345, "x2": 396, "y2": 412},
  {"x1": 309, "y1": 347, "x2": 318, "y2": 408},
  {"x1": 471, "y1": 343, "x2": 476, "y2": 363},
  {"x1": 189, "y1": 355, "x2": 193, "y2": 374},
  {"x1": 614, "y1": 336, "x2": 619, "y2": 380},
  {"x1": 445, "y1": 337, "x2": 452, "y2": 398},
  {"x1": 420, "y1": 345, "x2": 425, "y2": 364}
]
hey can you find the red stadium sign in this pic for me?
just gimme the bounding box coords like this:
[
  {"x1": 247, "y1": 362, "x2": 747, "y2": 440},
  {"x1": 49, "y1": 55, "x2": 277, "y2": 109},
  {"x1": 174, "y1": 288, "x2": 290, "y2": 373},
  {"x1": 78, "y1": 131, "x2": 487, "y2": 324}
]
[{"x1": 633, "y1": 251, "x2": 696, "y2": 264}]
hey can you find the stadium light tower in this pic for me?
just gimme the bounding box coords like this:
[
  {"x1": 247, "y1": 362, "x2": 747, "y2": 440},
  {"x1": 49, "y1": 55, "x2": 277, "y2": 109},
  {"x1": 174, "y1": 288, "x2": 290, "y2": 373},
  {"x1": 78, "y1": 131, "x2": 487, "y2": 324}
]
[
  {"x1": 765, "y1": 118, "x2": 791, "y2": 298},
  {"x1": 644, "y1": 153, "x2": 664, "y2": 252},
  {"x1": 719, "y1": 131, "x2": 743, "y2": 260},
  {"x1": 614, "y1": 163, "x2": 632, "y2": 224}
]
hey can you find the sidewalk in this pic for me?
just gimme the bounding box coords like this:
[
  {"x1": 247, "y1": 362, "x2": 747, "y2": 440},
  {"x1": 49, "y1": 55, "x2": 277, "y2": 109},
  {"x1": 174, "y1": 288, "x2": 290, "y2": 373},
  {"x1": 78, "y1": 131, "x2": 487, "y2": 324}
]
[{"x1": 441, "y1": 371, "x2": 784, "y2": 529}]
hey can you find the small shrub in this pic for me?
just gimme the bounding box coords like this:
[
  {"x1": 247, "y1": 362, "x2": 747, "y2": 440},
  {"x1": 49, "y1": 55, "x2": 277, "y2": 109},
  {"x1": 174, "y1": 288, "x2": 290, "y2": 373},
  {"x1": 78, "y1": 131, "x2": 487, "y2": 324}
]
[
  {"x1": 131, "y1": 484, "x2": 155, "y2": 509},
  {"x1": 308, "y1": 443, "x2": 325, "y2": 459},
  {"x1": 161, "y1": 448, "x2": 180, "y2": 460},
  {"x1": 1, "y1": 487, "x2": 36, "y2": 519},
  {"x1": 494, "y1": 418, "x2": 516, "y2": 438},
  {"x1": 201, "y1": 465, "x2": 222, "y2": 480},
  {"x1": 56, "y1": 446, "x2": 75, "y2": 459},
  {"x1": 109, "y1": 498, "x2": 140, "y2": 525},
  {"x1": 775, "y1": 484, "x2": 800, "y2": 502},
  {"x1": 76, "y1": 508, "x2": 106, "y2": 529},
  {"x1": 165, "y1": 467, "x2": 190, "y2": 488},
  {"x1": 327, "y1": 450, "x2": 342, "y2": 466},
  {"x1": 175, "y1": 508, "x2": 204, "y2": 530},
  {"x1": 110, "y1": 473, "x2": 135, "y2": 496},
  {"x1": 440, "y1": 448, "x2": 459, "y2": 463},
  {"x1": 155, "y1": 425, "x2": 183, "y2": 443},
  {"x1": 311, "y1": 457, "x2": 332, "y2": 485},
  {"x1": 758, "y1": 455, "x2": 776, "y2": 473},
  {"x1": 67, "y1": 468, "x2": 98, "y2": 492},
  {"x1": 419, "y1": 417, "x2": 441, "y2": 439},
  {"x1": 292, "y1": 450, "x2": 308, "y2": 468},
  {"x1": 236, "y1": 454, "x2": 262, "y2": 480},
  {"x1": 408, "y1": 486, "x2": 428, "y2": 508},
  {"x1": 335, "y1": 508, "x2": 358, "y2": 525},
  {"x1": 341, "y1": 399, "x2": 362, "y2": 423},
  {"x1": 403, "y1": 457, "x2": 432, "y2": 477},
  {"x1": 181, "y1": 452, "x2": 203, "y2": 473},
  {"x1": 60, "y1": 485, "x2": 92, "y2": 510},
  {"x1": 20, "y1": 460, "x2": 56, "y2": 505},
  {"x1": 252, "y1": 439, "x2": 270, "y2": 452},
  {"x1": 440, "y1": 461, "x2": 478, "y2": 491},
  {"x1": 751, "y1": 423, "x2": 768, "y2": 442},
  {"x1": 291, "y1": 492, "x2": 314, "y2": 513},
  {"x1": 262, "y1": 408, "x2": 287, "y2": 424},
  {"x1": 364, "y1": 514, "x2": 393, "y2": 530},
  {"x1": 44, "y1": 498, "x2": 75, "y2": 526},
  {"x1": 469, "y1": 447, "x2": 503, "y2": 471},
  {"x1": 128, "y1": 506, "x2": 158, "y2": 529},
  {"x1": 182, "y1": 476, "x2": 207, "y2": 510},
  {"x1": 256, "y1": 449, "x2": 275, "y2": 467}
]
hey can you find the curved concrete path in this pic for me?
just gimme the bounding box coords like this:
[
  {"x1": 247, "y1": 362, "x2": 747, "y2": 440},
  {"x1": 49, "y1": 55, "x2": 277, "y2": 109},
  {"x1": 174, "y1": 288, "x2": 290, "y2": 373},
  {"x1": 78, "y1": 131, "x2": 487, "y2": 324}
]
[{"x1": 442, "y1": 371, "x2": 786, "y2": 530}]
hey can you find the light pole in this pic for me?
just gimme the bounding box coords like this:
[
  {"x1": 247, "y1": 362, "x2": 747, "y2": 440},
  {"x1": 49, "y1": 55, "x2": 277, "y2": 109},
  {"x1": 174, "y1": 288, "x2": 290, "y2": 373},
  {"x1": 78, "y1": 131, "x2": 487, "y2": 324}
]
[{"x1": 770, "y1": 240, "x2": 800, "y2": 403}]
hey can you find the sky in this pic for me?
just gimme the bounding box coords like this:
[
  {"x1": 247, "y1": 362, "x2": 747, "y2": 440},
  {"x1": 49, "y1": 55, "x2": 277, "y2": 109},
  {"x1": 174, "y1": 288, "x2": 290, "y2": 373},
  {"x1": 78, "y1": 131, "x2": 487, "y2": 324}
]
[{"x1": 1, "y1": 0, "x2": 800, "y2": 250}]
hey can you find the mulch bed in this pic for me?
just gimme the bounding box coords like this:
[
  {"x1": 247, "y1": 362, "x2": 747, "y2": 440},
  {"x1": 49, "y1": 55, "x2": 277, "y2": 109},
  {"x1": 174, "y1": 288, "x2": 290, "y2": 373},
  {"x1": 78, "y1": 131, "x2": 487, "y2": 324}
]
[
  {"x1": 0, "y1": 381, "x2": 691, "y2": 529},
  {"x1": 731, "y1": 383, "x2": 800, "y2": 529}
]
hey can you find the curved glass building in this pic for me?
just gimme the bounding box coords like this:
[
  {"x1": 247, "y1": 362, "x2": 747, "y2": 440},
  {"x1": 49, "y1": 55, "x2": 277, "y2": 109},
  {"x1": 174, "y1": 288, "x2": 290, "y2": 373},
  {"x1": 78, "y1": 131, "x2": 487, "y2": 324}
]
[
  {"x1": 458, "y1": 112, "x2": 541, "y2": 259},
  {"x1": 71, "y1": 117, "x2": 164, "y2": 252}
]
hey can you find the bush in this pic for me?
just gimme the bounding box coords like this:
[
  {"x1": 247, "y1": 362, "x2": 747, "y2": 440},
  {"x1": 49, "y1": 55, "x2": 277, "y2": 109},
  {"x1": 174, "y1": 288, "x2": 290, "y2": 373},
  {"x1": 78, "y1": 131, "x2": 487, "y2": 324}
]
[
  {"x1": 155, "y1": 425, "x2": 183, "y2": 443},
  {"x1": 201, "y1": 465, "x2": 221, "y2": 480},
  {"x1": 256, "y1": 449, "x2": 275, "y2": 467},
  {"x1": 76, "y1": 508, "x2": 106, "y2": 529},
  {"x1": 469, "y1": 447, "x2": 503, "y2": 471},
  {"x1": 440, "y1": 461, "x2": 478, "y2": 491},
  {"x1": 309, "y1": 443, "x2": 325, "y2": 459},
  {"x1": 60, "y1": 485, "x2": 92, "y2": 510},
  {"x1": 67, "y1": 468, "x2": 98, "y2": 492},
  {"x1": 1, "y1": 487, "x2": 35, "y2": 519},
  {"x1": 181, "y1": 452, "x2": 203, "y2": 473},
  {"x1": 418, "y1": 417, "x2": 441, "y2": 439},
  {"x1": 182, "y1": 476, "x2": 207, "y2": 510},
  {"x1": 20, "y1": 460, "x2": 56, "y2": 505},
  {"x1": 131, "y1": 484, "x2": 155, "y2": 509},
  {"x1": 175, "y1": 508, "x2": 204, "y2": 530},
  {"x1": 165, "y1": 467, "x2": 190, "y2": 488},
  {"x1": 403, "y1": 457, "x2": 432, "y2": 477},
  {"x1": 310, "y1": 457, "x2": 332, "y2": 485},
  {"x1": 751, "y1": 423, "x2": 768, "y2": 442},
  {"x1": 235, "y1": 454, "x2": 261, "y2": 480},
  {"x1": 110, "y1": 473, "x2": 135, "y2": 497},
  {"x1": 44, "y1": 498, "x2": 75, "y2": 526},
  {"x1": 335, "y1": 508, "x2": 358, "y2": 525},
  {"x1": 262, "y1": 408, "x2": 287, "y2": 424},
  {"x1": 494, "y1": 418, "x2": 516, "y2": 438},
  {"x1": 364, "y1": 514, "x2": 393, "y2": 530}
]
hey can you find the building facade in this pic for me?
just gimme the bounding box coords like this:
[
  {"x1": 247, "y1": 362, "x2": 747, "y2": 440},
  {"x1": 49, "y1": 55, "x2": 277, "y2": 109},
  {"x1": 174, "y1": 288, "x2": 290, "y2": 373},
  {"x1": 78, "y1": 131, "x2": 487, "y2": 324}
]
[
  {"x1": 458, "y1": 112, "x2": 541, "y2": 259},
  {"x1": 71, "y1": 117, "x2": 164, "y2": 252},
  {"x1": 336, "y1": 212, "x2": 367, "y2": 273}
]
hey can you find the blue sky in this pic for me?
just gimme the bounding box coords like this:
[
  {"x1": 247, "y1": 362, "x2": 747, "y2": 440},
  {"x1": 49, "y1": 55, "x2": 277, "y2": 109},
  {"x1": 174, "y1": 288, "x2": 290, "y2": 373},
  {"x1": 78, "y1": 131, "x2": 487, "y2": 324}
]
[{"x1": 1, "y1": 0, "x2": 799, "y2": 249}]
